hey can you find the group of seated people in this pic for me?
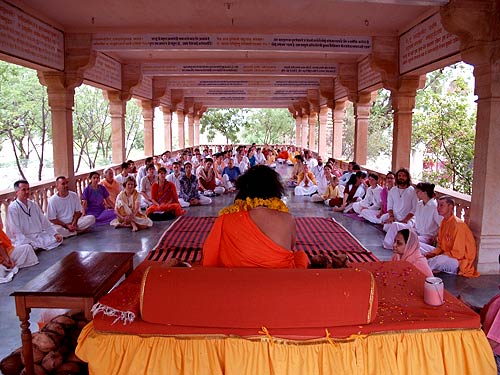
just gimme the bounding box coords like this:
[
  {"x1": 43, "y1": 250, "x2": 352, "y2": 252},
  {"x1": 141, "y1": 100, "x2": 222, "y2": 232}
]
[
  {"x1": 288, "y1": 152, "x2": 479, "y2": 279},
  {"x1": 0, "y1": 147, "x2": 481, "y2": 283}
]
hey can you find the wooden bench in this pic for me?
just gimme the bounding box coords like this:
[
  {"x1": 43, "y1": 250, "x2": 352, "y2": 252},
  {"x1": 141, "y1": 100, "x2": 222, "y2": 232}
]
[{"x1": 11, "y1": 251, "x2": 134, "y2": 375}]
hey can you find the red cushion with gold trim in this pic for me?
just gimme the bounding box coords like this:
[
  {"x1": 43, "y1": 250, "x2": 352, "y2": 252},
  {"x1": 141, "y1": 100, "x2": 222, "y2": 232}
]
[{"x1": 140, "y1": 266, "x2": 377, "y2": 329}]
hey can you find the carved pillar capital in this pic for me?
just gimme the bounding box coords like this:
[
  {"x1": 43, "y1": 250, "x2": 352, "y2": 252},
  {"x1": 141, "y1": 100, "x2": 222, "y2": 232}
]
[
  {"x1": 337, "y1": 63, "x2": 358, "y2": 103},
  {"x1": 370, "y1": 36, "x2": 398, "y2": 91},
  {"x1": 121, "y1": 63, "x2": 143, "y2": 101}
]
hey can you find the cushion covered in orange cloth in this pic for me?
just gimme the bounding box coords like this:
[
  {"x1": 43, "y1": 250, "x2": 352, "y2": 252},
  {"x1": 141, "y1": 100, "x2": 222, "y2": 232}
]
[{"x1": 140, "y1": 266, "x2": 377, "y2": 329}]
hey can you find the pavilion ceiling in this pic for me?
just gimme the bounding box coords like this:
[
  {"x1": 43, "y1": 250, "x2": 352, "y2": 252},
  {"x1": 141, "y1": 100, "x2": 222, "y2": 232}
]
[{"x1": 4, "y1": 0, "x2": 449, "y2": 109}]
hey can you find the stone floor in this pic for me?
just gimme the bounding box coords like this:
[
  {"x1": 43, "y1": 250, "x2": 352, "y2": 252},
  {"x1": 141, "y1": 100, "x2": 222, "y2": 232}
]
[{"x1": 1, "y1": 163, "x2": 499, "y2": 363}]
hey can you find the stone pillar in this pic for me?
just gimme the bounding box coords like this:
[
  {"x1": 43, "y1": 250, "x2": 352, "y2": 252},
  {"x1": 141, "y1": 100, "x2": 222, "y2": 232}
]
[
  {"x1": 301, "y1": 115, "x2": 309, "y2": 149},
  {"x1": 353, "y1": 92, "x2": 375, "y2": 165},
  {"x1": 295, "y1": 116, "x2": 302, "y2": 146},
  {"x1": 177, "y1": 110, "x2": 185, "y2": 149},
  {"x1": 332, "y1": 100, "x2": 347, "y2": 159},
  {"x1": 141, "y1": 100, "x2": 154, "y2": 157},
  {"x1": 390, "y1": 77, "x2": 423, "y2": 171},
  {"x1": 194, "y1": 115, "x2": 201, "y2": 146},
  {"x1": 440, "y1": 0, "x2": 500, "y2": 273},
  {"x1": 104, "y1": 91, "x2": 127, "y2": 163},
  {"x1": 308, "y1": 112, "x2": 317, "y2": 152},
  {"x1": 318, "y1": 106, "x2": 328, "y2": 158},
  {"x1": 187, "y1": 112, "x2": 195, "y2": 147},
  {"x1": 161, "y1": 106, "x2": 172, "y2": 151},
  {"x1": 39, "y1": 72, "x2": 76, "y2": 180}
]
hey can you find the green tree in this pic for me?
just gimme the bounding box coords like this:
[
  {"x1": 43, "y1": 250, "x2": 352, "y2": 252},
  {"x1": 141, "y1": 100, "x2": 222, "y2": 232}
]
[
  {"x1": 412, "y1": 64, "x2": 476, "y2": 194},
  {"x1": 242, "y1": 109, "x2": 295, "y2": 144},
  {"x1": 73, "y1": 85, "x2": 111, "y2": 171},
  {"x1": 125, "y1": 100, "x2": 144, "y2": 158},
  {"x1": 0, "y1": 61, "x2": 51, "y2": 180},
  {"x1": 200, "y1": 108, "x2": 248, "y2": 143}
]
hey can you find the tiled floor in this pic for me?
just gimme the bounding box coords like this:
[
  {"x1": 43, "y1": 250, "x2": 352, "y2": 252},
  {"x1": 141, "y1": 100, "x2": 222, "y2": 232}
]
[{"x1": 1, "y1": 163, "x2": 499, "y2": 363}]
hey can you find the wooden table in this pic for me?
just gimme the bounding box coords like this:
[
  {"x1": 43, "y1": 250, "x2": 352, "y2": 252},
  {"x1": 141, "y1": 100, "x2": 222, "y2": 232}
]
[{"x1": 11, "y1": 251, "x2": 134, "y2": 375}]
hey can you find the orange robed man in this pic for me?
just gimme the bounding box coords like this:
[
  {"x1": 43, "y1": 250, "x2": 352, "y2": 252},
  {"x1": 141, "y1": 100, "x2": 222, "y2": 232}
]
[
  {"x1": 424, "y1": 196, "x2": 479, "y2": 278},
  {"x1": 202, "y1": 165, "x2": 309, "y2": 269}
]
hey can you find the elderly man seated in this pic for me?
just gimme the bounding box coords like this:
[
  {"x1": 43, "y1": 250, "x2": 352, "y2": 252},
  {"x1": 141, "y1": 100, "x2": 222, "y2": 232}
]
[
  {"x1": 46, "y1": 176, "x2": 96, "y2": 238},
  {"x1": 423, "y1": 196, "x2": 479, "y2": 278}
]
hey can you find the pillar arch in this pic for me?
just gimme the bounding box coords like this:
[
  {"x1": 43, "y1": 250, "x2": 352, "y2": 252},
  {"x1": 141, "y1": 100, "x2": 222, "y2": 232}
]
[
  {"x1": 318, "y1": 105, "x2": 329, "y2": 157},
  {"x1": 332, "y1": 100, "x2": 347, "y2": 159},
  {"x1": 353, "y1": 92, "x2": 375, "y2": 165},
  {"x1": 187, "y1": 112, "x2": 195, "y2": 147},
  {"x1": 301, "y1": 115, "x2": 309, "y2": 149},
  {"x1": 177, "y1": 110, "x2": 185, "y2": 149},
  {"x1": 194, "y1": 115, "x2": 201, "y2": 146},
  {"x1": 295, "y1": 116, "x2": 302, "y2": 147},
  {"x1": 308, "y1": 112, "x2": 317, "y2": 152},
  {"x1": 105, "y1": 91, "x2": 127, "y2": 164},
  {"x1": 141, "y1": 100, "x2": 155, "y2": 157},
  {"x1": 39, "y1": 72, "x2": 77, "y2": 181},
  {"x1": 161, "y1": 106, "x2": 172, "y2": 152}
]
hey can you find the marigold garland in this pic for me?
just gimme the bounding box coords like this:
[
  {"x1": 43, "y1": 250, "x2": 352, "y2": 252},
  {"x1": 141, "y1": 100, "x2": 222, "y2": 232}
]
[{"x1": 219, "y1": 197, "x2": 289, "y2": 216}]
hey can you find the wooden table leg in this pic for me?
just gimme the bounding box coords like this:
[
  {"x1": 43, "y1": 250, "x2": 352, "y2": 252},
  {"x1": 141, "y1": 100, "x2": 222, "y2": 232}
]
[{"x1": 15, "y1": 298, "x2": 34, "y2": 375}]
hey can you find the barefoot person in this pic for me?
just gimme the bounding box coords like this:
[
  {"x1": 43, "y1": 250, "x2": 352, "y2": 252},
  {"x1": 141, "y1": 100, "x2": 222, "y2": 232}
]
[
  {"x1": 202, "y1": 165, "x2": 308, "y2": 268},
  {"x1": 111, "y1": 176, "x2": 153, "y2": 231}
]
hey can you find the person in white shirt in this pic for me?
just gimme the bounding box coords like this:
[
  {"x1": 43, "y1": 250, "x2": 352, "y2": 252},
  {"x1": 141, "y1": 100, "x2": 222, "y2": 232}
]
[
  {"x1": 338, "y1": 161, "x2": 357, "y2": 187},
  {"x1": 135, "y1": 157, "x2": 154, "y2": 186},
  {"x1": 167, "y1": 162, "x2": 188, "y2": 208},
  {"x1": 139, "y1": 164, "x2": 158, "y2": 208},
  {"x1": 353, "y1": 173, "x2": 382, "y2": 215},
  {"x1": 7, "y1": 180, "x2": 63, "y2": 250},
  {"x1": 383, "y1": 182, "x2": 442, "y2": 249},
  {"x1": 311, "y1": 155, "x2": 325, "y2": 184},
  {"x1": 46, "y1": 176, "x2": 96, "y2": 238},
  {"x1": 381, "y1": 168, "x2": 418, "y2": 234},
  {"x1": 304, "y1": 150, "x2": 318, "y2": 170},
  {"x1": 115, "y1": 161, "x2": 131, "y2": 189},
  {"x1": 254, "y1": 148, "x2": 266, "y2": 165}
]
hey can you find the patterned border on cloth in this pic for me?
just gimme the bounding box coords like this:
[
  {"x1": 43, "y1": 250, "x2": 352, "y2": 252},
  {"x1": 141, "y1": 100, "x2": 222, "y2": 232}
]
[{"x1": 147, "y1": 216, "x2": 379, "y2": 264}]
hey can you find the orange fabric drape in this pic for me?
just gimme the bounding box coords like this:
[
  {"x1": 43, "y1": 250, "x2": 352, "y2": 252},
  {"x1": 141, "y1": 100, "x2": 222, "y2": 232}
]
[
  {"x1": 202, "y1": 211, "x2": 308, "y2": 269},
  {"x1": 76, "y1": 322, "x2": 496, "y2": 375},
  {"x1": 0, "y1": 229, "x2": 14, "y2": 263}
]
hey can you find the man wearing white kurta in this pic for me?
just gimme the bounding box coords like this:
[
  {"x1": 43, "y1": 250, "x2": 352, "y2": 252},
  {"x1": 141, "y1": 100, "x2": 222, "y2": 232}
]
[
  {"x1": 7, "y1": 180, "x2": 63, "y2": 250},
  {"x1": 381, "y1": 168, "x2": 418, "y2": 236},
  {"x1": 47, "y1": 176, "x2": 96, "y2": 238}
]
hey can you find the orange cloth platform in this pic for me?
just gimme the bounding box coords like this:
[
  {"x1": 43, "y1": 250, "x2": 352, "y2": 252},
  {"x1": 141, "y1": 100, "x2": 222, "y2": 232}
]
[{"x1": 76, "y1": 261, "x2": 496, "y2": 374}]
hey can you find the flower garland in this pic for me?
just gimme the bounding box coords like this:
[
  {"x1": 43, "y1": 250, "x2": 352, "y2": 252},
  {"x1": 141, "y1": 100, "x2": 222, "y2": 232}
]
[{"x1": 219, "y1": 197, "x2": 289, "y2": 216}]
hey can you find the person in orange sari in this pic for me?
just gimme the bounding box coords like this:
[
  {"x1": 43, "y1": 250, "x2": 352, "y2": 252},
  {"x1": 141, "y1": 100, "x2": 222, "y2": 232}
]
[
  {"x1": 146, "y1": 167, "x2": 185, "y2": 218},
  {"x1": 424, "y1": 196, "x2": 479, "y2": 278},
  {"x1": 202, "y1": 165, "x2": 309, "y2": 269}
]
